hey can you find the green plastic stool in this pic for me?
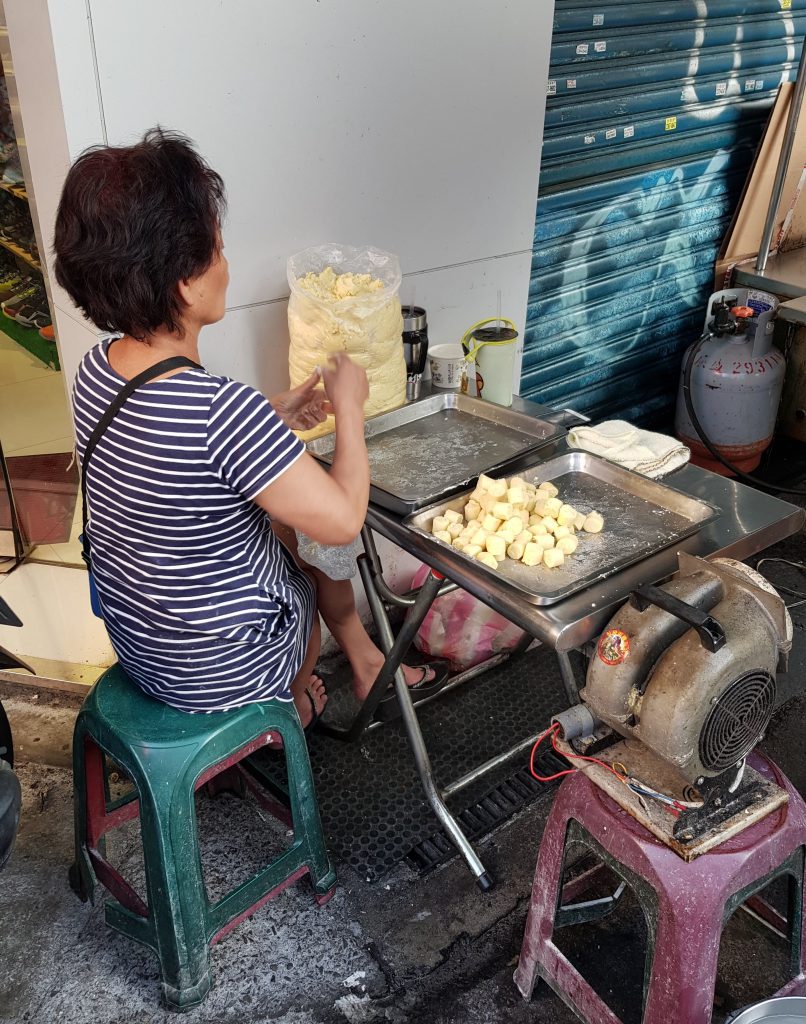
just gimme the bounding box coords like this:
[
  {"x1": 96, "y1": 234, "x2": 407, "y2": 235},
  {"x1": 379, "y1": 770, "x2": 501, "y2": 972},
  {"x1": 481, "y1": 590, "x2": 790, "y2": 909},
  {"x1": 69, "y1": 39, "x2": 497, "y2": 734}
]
[{"x1": 70, "y1": 664, "x2": 336, "y2": 1011}]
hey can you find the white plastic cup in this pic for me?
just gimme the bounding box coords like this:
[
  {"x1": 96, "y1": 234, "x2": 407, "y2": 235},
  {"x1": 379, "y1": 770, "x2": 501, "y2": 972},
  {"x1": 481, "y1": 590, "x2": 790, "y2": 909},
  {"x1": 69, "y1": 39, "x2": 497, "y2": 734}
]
[
  {"x1": 474, "y1": 338, "x2": 517, "y2": 407},
  {"x1": 428, "y1": 344, "x2": 466, "y2": 389},
  {"x1": 462, "y1": 320, "x2": 519, "y2": 407}
]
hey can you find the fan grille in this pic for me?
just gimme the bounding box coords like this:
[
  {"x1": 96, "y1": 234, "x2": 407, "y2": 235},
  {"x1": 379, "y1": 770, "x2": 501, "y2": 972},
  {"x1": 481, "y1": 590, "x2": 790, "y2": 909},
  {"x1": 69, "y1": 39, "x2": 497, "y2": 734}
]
[{"x1": 699, "y1": 670, "x2": 775, "y2": 772}]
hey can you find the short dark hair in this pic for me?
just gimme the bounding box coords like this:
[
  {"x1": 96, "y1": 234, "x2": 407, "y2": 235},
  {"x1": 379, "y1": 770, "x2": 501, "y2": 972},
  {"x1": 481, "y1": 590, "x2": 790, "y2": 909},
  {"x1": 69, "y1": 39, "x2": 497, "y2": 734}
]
[{"x1": 54, "y1": 127, "x2": 227, "y2": 340}]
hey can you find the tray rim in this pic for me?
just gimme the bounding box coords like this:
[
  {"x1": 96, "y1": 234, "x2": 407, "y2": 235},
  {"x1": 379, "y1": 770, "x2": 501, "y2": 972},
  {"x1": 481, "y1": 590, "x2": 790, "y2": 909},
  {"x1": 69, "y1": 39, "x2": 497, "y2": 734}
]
[
  {"x1": 307, "y1": 393, "x2": 567, "y2": 513},
  {"x1": 403, "y1": 451, "x2": 722, "y2": 606}
]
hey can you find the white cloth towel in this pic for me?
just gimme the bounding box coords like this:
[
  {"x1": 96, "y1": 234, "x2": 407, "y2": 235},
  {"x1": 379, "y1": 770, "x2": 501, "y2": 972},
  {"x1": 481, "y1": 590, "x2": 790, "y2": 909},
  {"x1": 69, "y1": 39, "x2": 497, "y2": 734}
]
[{"x1": 566, "y1": 420, "x2": 690, "y2": 478}]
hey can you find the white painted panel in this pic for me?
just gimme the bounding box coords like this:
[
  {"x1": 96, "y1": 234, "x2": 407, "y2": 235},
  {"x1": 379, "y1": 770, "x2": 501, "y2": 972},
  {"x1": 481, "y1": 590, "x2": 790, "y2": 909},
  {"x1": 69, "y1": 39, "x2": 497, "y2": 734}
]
[
  {"x1": 50, "y1": 304, "x2": 99, "y2": 400},
  {"x1": 200, "y1": 300, "x2": 291, "y2": 398},
  {"x1": 44, "y1": 0, "x2": 105, "y2": 159},
  {"x1": 0, "y1": 563, "x2": 114, "y2": 666},
  {"x1": 208, "y1": 252, "x2": 532, "y2": 399},
  {"x1": 51, "y1": 295, "x2": 294, "y2": 401},
  {"x1": 401, "y1": 251, "x2": 533, "y2": 392},
  {"x1": 55, "y1": 253, "x2": 533, "y2": 406},
  {"x1": 86, "y1": 0, "x2": 552, "y2": 307}
]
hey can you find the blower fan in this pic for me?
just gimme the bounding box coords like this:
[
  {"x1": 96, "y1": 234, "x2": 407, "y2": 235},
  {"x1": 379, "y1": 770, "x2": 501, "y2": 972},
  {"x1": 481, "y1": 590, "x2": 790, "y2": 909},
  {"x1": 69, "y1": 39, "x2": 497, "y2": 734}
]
[{"x1": 553, "y1": 554, "x2": 791, "y2": 843}]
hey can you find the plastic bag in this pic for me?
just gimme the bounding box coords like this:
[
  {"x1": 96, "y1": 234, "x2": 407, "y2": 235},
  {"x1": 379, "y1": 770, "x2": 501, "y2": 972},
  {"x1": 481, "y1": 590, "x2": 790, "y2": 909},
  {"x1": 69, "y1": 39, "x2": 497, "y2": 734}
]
[
  {"x1": 296, "y1": 531, "x2": 360, "y2": 580},
  {"x1": 287, "y1": 244, "x2": 406, "y2": 440},
  {"x1": 410, "y1": 564, "x2": 528, "y2": 671}
]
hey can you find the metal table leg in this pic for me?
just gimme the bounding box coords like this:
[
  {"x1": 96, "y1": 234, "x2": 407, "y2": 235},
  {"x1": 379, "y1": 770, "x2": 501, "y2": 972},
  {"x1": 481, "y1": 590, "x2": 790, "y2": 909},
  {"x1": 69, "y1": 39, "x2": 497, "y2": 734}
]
[
  {"x1": 358, "y1": 528, "x2": 494, "y2": 891},
  {"x1": 556, "y1": 650, "x2": 581, "y2": 705},
  {"x1": 318, "y1": 528, "x2": 452, "y2": 743}
]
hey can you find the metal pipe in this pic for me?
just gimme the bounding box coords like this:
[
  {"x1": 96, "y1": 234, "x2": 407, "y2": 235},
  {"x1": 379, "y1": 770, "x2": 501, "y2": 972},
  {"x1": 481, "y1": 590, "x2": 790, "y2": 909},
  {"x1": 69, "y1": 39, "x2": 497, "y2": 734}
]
[
  {"x1": 756, "y1": 35, "x2": 806, "y2": 273},
  {"x1": 397, "y1": 579, "x2": 459, "y2": 605},
  {"x1": 318, "y1": 553, "x2": 441, "y2": 742},
  {"x1": 390, "y1": 663, "x2": 494, "y2": 890},
  {"x1": 362, "y1": 524, "x2": 384, "y2": 576},
  {"x1": 321, "y1": 525, "x2": 463, "y2": 741},
  {"x1": 441, "y1": 730, "x2": 544, "y2": 798},
  {"x1": 556, "y1": 650, "x2": 582, "y2": 705},
  {"x1": 0, "y1": 441, "x2": 26, "y2": 564},
  {"x1": 365, "y1": 637, "x2": 538, "y2": 730},
  {"x1": 360, "y1": 526, "x2": 458, "y2": 608},
  {"x1": 555, "y1": 882, "x2": 628, "y2": 928},
  {"x1": 362, "y1": 555, "x2": 493, "y2": 889},
  {"x1": 374, "y1": 572, "x2": 459, "y2": 608}
]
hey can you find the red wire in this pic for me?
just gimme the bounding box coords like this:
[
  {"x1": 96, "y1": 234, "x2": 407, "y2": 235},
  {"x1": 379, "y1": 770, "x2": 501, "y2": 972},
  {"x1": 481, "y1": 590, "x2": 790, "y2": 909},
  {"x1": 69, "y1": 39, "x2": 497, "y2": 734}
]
[
  {"x1": 529, "y1": 724, "x2": 577, "y2": 782},
  {"x1": 550, "y1": 729, "x2": 627, "y2": 781},
  {"x1": 530, "y1": 723, "x2": 688, "y2": 818},
  {"x1": 529, "y1": 722, "x2": 628, "y2": 784}
]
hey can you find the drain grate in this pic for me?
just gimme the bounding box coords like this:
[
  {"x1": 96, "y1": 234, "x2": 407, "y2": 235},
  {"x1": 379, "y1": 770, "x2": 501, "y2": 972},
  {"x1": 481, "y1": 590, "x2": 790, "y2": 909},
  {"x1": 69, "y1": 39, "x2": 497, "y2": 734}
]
[
  {"x1": 405, "y1": 750, "x2": 569, "y2": 874},
  {"x1": 250, "y1": 644, "x2": 574, "y2": 881}
]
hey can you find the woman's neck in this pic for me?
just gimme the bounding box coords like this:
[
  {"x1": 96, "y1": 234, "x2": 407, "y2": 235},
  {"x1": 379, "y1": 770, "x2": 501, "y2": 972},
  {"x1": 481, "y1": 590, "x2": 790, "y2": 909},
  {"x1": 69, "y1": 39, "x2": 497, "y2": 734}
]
[{"x1": 107, "y1": 324, "x2": 202, "y2": 380}]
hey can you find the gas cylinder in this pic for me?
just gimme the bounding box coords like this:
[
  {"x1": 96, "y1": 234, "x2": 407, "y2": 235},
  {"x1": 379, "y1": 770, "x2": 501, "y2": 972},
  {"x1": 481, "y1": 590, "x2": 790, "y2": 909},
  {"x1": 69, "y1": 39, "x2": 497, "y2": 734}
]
[{"x1": 674, "y1": 288, "x2": 785, "y2": 475}]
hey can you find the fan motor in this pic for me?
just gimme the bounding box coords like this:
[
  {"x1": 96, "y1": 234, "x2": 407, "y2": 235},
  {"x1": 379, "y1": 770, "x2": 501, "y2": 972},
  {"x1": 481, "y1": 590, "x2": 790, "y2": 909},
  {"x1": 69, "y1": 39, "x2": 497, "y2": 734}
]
[{"x1": 581, "y1": 557, "x2": 789, "y2": 786}]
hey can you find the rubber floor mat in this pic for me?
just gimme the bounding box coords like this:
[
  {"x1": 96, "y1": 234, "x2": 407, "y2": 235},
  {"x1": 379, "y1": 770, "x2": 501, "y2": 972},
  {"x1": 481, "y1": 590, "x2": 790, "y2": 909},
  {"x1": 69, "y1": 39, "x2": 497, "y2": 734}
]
[{"x1": 250, "y1": 644, "x2": 574, "y2": 881}]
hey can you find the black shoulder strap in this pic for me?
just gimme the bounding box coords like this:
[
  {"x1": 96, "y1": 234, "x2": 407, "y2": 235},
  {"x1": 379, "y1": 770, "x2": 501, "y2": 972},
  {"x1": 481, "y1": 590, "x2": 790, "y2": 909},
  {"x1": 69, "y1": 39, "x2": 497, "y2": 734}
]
[{"x1": 80, "y1": 356, "x2": 202, "y2": 566}]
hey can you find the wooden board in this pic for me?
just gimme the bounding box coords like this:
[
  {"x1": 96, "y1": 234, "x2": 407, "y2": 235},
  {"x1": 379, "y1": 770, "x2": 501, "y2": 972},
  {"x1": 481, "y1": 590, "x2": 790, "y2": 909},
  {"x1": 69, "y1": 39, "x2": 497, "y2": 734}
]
[{"x1": 556, "y1": 737, "x2": 788, "y2": 862}]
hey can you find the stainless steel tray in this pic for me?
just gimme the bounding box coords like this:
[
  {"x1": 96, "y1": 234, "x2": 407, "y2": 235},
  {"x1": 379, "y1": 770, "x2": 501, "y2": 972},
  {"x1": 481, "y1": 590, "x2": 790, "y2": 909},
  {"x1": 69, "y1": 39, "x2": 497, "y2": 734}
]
[
  {"x1": 405, "y1": 451, "x2": 721, "y2": 605},
  {"x1": 306, "y1": 392, "x2": 565, "y2": 514}
]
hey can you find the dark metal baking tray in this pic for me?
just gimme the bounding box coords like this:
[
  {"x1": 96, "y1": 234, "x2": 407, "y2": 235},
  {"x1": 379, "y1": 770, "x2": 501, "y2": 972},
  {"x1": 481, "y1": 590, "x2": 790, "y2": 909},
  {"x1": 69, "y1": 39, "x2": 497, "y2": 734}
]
[
  {"x1": 405, "y1": 451, "x2": 721, "y2": 605},
  {"x1": 306, "y1": 392, "x2": 565, "y2": 514}
]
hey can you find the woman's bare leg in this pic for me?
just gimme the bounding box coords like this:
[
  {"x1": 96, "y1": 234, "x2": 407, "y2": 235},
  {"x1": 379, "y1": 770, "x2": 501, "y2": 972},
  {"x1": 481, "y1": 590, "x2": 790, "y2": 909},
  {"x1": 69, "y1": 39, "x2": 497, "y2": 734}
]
[
  {"x1": 273, "y1": 523, "x2": 434, "y2": 702},
  {"x1": 289, "y1": 586, "x2": 328, "y2": 727},
  {"x1": 309, "y1": 569, "x2": 435, "y2": 701}
]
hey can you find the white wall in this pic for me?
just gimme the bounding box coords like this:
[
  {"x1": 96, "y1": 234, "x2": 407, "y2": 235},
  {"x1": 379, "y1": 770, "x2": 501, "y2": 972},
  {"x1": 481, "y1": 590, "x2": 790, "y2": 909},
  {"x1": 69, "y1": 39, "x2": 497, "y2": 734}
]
[
  {"x1": 8, "y1": 0, "x2": 553, "y2": 397},
  {"x1": 2, "y1": 0, "x2": 553, "y2": 650}
]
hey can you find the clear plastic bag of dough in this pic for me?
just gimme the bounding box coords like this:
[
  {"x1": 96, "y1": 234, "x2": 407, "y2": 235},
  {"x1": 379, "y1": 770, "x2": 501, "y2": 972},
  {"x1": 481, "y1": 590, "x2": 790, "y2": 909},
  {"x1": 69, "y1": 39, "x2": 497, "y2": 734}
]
[
  {"x1": 296, "y1": 531, "x2": 361, "y2": 580},
  {"x1": 287, "y1": 244, "x2": 406, "y2": 441}
]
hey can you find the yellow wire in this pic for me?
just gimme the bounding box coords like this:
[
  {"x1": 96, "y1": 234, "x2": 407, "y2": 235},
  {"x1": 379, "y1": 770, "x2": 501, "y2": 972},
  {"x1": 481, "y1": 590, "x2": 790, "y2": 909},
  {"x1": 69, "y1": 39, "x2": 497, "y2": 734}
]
[{"x1": 461, "y1": 316, "x2": 518, "y2": 362}]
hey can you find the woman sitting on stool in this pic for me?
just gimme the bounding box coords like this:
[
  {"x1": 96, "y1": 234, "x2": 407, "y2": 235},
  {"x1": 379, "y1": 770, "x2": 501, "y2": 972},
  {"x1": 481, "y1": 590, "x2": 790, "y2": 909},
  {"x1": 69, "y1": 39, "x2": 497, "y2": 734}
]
[{"x1": 54, "y1": 127, "x2": 445, "y2": 725}]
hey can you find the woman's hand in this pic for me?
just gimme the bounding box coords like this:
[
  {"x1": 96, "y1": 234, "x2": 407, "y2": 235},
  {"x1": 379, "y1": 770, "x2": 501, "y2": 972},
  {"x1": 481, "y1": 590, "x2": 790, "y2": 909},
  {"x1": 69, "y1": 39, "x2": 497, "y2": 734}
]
[
  {"x1": 321, "y1": 353, "x2": 369, "y2": 416},
  {"x1": 255, "y1": 353, "x2": 370, "y2": 545},
  {"x1": 271, "y1": 371, "x2": 333, "y2": 431}
]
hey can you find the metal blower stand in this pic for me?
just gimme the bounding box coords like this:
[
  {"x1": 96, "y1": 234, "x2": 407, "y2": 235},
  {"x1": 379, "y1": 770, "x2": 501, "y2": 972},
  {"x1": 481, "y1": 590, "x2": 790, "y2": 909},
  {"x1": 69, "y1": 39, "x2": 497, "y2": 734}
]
[{"x1": 556, "y1": 736, "x2": 788, "y2": 861}]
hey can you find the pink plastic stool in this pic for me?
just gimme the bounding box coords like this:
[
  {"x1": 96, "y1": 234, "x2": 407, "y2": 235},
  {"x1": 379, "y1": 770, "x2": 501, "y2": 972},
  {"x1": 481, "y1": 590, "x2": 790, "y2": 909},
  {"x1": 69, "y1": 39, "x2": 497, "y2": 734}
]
[{"x1": 515, "y1": 753, "x2": 806, "y2": 1023}]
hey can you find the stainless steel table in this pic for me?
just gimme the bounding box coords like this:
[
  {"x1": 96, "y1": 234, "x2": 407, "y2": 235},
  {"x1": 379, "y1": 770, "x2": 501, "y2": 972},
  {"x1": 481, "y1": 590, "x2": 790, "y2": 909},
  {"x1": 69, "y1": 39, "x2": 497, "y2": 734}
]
[
  {"x1": 323, "y1": 401, "x2": 805, "y2": 889},
  {"x1": 366, "y1": 461, "x2": 805, "y2": 653}
]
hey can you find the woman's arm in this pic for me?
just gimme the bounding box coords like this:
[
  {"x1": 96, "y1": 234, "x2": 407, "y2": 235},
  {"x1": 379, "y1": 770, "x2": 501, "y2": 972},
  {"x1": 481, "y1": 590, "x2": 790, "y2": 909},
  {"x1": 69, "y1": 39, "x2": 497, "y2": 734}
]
[{"x1": 253, "y1": 354, "x2": 369, "y2": 545}]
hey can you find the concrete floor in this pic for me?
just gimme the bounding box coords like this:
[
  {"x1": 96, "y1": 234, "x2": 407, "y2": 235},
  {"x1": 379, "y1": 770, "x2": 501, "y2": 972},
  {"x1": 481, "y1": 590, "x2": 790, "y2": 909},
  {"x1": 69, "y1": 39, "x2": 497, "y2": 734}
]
[{"x1": 3, "y1": 530, "x2": 806, "y2": 1023}]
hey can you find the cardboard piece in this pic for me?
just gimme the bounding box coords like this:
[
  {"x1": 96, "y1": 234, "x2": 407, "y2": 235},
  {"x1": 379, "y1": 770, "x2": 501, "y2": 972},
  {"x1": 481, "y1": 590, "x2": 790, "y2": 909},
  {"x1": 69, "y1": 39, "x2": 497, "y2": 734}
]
[{"x1": 715, "y1": 82, "x2": 806, "y2": 288}]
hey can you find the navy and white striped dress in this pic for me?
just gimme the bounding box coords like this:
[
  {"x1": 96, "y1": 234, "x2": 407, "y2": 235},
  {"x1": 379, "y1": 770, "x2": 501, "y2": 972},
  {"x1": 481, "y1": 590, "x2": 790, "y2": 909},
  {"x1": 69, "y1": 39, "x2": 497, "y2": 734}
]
[{"x1": 72, "y1": 340, "x2": 317, "y2": 713}]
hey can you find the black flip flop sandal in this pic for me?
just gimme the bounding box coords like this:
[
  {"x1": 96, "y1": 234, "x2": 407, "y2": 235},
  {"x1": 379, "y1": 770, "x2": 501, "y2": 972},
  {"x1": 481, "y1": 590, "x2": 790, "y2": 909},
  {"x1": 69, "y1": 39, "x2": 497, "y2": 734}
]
[
  {"x1": 303, "y1": 686, "x2": 325, "y2": 734},
  {"x1": 374, "y1": 660, "x2": 451, "y2": 723}
]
